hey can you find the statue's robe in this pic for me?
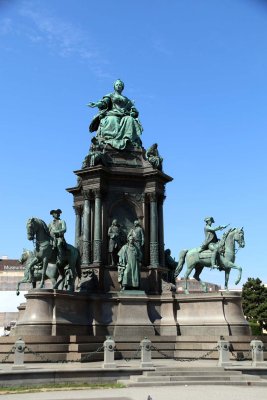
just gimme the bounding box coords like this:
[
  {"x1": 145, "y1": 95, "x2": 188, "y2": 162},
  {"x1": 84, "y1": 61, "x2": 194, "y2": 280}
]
[{"x1": 118, "y1": 243, "x2": 142, "y2": 288}]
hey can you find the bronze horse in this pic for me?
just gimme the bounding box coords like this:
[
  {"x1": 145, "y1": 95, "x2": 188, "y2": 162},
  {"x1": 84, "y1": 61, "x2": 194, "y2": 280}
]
[
  {"x1": 175, "y1": 227, "x2": 245, "y2": 294},
  {"x1": 26, "y1": 217, "x2": 81, "y2": 290},
  {"x1": 16, "y1": 249, "x2": 59, "y2": 295}
]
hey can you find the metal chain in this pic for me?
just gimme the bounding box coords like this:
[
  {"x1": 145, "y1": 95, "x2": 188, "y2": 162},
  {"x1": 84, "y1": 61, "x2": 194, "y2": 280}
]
[
  {"x1": 25, "y1": 345, "x2": 59, "y2": 363},
  {"x1": 1, "y1": 346, "x2": 16, "y2": 363},
  {"x1": 115, "y1": 345, "x2": 141, "y2": 363},
  {"x1": 150, "y1": 344, "x2": 219, "y2": 363},
  {"x1": 80, "y1": 345, "x2": 104, "y2": 362},
  {"x1": 25, "y1": 344, "x2": 104, "y2": 364},
  {"x1": 230, "y1": 348, "x2": 251, "y2": 361}
]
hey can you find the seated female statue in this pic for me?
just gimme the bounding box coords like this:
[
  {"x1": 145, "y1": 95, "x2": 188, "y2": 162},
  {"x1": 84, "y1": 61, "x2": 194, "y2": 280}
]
[{"x1": 88, "y1": 79, "x2": 143, "y2": 150}]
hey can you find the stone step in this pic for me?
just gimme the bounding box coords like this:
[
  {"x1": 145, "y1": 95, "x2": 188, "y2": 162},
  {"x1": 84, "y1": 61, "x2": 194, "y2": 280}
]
[
  {"x1": 117, "y1": 379, "x2": 267, "y2": 387},
  {"x1": 152, "y1": 366, "x2": 225, "y2": 372},
  {"x1": 130, "y1": 374, "x2": 260, "y2": 382},
  {"x1": 143, "y1": 370, "x2": 242, "y2": 376},
  {"x1": 131, "y1": 375, "x2": 235, "y2": 382}
]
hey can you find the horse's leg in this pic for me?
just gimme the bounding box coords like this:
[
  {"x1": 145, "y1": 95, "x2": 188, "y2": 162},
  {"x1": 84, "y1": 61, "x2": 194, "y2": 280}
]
[
  {"x1": 183, "y1": 263, "x2": 195, "y2": 295},
  {"x1": 222, "y1": 259, "x2": 242, "y2": 286},
  {"x1": 39, "y1": 258, "x2": 48, "y2": 288},
  {"x1": 175, "y1": 250, "x2": 188, "y2": 278},
  {"x1": 193, "y1": 265, "x2": 208, "y2": 293},
  {"x1": 223, "y1": 268, "x2": 231, "y2": 292},
  {"x1": 16, "y1": 276, "x2": 30, "y2": 296}
]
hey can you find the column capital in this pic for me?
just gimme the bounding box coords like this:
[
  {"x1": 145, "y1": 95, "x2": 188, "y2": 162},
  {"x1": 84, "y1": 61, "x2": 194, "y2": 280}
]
[
  {"x1": 73, "y1": 204, "x2": 83, "y2": 215},
  {"x1": 93, "y1": 188, "x2": 102, "y2": 198},
  {"x1": 83, "y1": 189, "x2": 93, "y2": 201},
  {"x1": 147, "y1": 192, "x2": 158, "y2": 202}
]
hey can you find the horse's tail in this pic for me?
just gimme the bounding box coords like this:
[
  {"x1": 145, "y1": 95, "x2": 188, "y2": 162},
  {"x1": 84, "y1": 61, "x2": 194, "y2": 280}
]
[{"x1": 174, "y1": 249, "x2": 188, "y2": 278}]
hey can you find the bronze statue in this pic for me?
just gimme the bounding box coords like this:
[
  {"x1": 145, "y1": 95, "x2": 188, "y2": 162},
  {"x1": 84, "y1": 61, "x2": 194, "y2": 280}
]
[
  {"x1": 82, "y1": 141, "x2": 106, "y2": 168},
  {"x1": 164, "y1": 248, "x2": 178, "y2": 284},
  {"x1": 128, "y1": 220, "x2": 144, "y2": 255},
  {"x1": 175, "y1": 227, "x2": 245, "y2": 294},
  {"x1": 108, "y1": 219, "x2": 124, "y2": 266},
  {"x1": 146, "y1": 143, "x2": 163, "y2": 170},
  {"x1": 199, "y1": 216, "x2": 228, "y2": 268},
  {"x1": 26, "y1": 217, "x2": 81, "y2": 290},
  {"x1": 48, "y1": 209, "x2": 67, "y2": 267},
  {"x1": 88, "y1": 79, "x2": 143, "y2": 150},
  {"x1": 117, "y1": 236, "x2": 142, "y2": 290},
  {"x1": 77, "y1": 268, "x2": 98, "y2": 292}
]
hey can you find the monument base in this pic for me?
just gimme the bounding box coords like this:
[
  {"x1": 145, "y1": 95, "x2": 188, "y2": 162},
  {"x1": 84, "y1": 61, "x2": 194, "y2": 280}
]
[
  {"x1": 1, "y1": 289, "x2": 253, "y2": 362},
  {"x1": 12, "y1": 289, "x2": 250, "y2": 337}
]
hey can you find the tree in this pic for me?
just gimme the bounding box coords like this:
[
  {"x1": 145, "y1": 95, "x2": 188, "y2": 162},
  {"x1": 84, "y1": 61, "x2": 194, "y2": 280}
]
[{"x1": 242, "y1": 277, "x2": 267, "y2": 333}]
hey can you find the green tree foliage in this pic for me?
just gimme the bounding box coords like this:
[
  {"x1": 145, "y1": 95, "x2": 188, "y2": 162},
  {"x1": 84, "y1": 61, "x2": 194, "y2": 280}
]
[{"x1": 242, "y1": 278, "x2": 267, "y2": 333}]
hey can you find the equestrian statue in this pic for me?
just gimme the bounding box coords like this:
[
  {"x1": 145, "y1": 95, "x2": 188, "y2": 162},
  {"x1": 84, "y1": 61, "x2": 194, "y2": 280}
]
[
  {"x1": 17, "y1": 211, "x2": 81, "y2": 294},
  {"x1": 175, "y1": 217, "x2": 245, "y2": 294}
]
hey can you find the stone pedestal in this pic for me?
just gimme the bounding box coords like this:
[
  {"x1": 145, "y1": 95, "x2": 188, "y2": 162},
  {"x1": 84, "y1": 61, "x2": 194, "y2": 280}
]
[
  {"x1": 13, "y1": 290, "x2": 250, "y2": 338},
  {"x1": 174, "y1": 291, "x2": 251, "y2": 336},
  {"x1": 14, "y1": 290, "x2": 94, "y2": 336},
  {"x1": 114, "y1": 291, "x2": 155, "y2": 338}
]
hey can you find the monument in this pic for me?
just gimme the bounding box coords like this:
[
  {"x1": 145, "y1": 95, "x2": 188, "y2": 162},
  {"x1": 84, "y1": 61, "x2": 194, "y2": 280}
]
[{"x1": 4, "y1": 80, "x2": 252, "y2": 361}]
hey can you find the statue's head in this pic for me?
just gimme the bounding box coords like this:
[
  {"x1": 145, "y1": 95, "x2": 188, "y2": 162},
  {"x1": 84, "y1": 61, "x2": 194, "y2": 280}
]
[
  {"x1": 112, "y1": 219, "x2": 118, "y2": 225},
  {"x1": 128, "y1": 235, "x2": 135, "y2": 244},
  {"x1": 134, "y1": 220, "x2": 140, "y2": 227},
  {"x1": 165, "y1": 248, "x2": 171, "y2": 255},
  {"x1": 204, "y1": 216, "x2": 214, "y2": 224},
  {"x1": 114, "y1": 79, "x2": 124, "y2": 92},
  {"x1": 50, "y1": 209, "x2": 62, "y2": 218}
]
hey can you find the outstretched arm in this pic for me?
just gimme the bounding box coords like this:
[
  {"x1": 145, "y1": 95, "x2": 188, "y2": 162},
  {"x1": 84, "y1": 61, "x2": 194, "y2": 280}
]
[
  {"x1": 206, "y1": 224, "x2": 228, "y2": 233},
  {"x1": 87, "y1": 96, "x2": 110, "y2": 110},
  {"x1": 87, "y1": 101, "x2": 102, "y2": 108}
]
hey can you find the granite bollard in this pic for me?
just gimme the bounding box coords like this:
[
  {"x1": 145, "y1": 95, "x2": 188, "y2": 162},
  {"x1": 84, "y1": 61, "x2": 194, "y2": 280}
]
[
  {"x1": 250, "y1": 339, "x2": 265, "y2": 366},
  {"x1": 140, "y1": 337, "x2": 153, "y2": 368},
  {"x1": 102, "y1": 337, "x2": 116, "y2": 369},
  {"x1": 13, "y1": 338, "x2": 25, "y2": 368},
  {"x1": 217, "y1": 339, "x2": 231, "y2": 366}
]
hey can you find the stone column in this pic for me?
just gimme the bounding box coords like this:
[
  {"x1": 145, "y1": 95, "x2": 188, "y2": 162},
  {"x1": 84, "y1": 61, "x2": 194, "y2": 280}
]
[
  {"x1": 73, "y1": 205, "x2": 83, "y2": 249},
  {"x1": 158, "y1": 194, "x2": 166, "y2": 266},
  {"x1": 149, "y1": 192, "x2": 159, "y2": 267},
  {"x1": 82, "y1": 191, "x2": 91, "y2": 266},
  {"x1": 93, "y1": 189, "x2": 102, "y2": 264}
]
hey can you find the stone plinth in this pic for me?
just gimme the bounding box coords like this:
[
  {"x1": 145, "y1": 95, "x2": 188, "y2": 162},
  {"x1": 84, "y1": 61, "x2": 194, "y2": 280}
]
[
  {"x1": 114, "y1": 291, "x2": 155, "y2": 337},
  {"x1": 14, "y1": 290, "x2": 93, "y2": 336},
  {"x1": 174, "y1": 291, "x2": 251, "y2": 336},
  {"x1": 13, "y1": 289, "x2": 250, "y2": 338}
]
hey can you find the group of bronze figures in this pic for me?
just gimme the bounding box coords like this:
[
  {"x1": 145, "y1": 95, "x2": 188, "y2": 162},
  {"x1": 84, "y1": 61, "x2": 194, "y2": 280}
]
[
  {"x1": 108, "y1": 219, "x2": 144, "y2": 290},
  {"x1": 17, "y1": 80, "x2": 245, "y2": 294},
  {"x1": 18, "y1": 211, "x2": 245, "y2": 295}
]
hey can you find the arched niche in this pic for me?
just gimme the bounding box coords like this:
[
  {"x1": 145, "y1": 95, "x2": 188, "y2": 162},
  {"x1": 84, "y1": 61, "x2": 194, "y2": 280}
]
[{"x1": 109, "y1": 198, "x2": 142, "y2": 238}]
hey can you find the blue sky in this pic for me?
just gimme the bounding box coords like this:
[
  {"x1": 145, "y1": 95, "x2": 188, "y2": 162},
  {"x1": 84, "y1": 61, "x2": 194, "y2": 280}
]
[{"x1": 1, "y1": 0, "x2": 267, "y2": 289}]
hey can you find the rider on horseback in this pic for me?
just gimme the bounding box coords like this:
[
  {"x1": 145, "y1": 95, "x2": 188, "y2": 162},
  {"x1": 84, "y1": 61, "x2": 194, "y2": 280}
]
[
  {"x1": 199, "y1": 217, "x2": 228, "y2": 268},
  {"x1": 48, "y1": 209, "x2": 67, "y2": 267}
]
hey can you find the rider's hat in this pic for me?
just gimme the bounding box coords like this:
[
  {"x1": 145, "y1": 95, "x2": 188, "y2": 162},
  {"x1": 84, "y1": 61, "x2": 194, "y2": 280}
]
[
  {"x1": 204, "y1": 216, "x2": 214, "y2": 223},
  {"x1": 50, "y1": 209, "x2": 62, "y2": 215}
]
